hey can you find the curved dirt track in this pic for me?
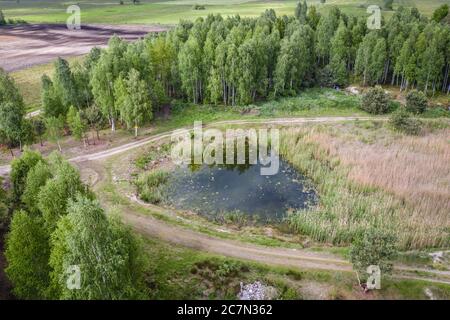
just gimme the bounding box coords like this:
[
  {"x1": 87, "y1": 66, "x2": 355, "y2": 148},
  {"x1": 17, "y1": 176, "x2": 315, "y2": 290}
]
[{"x1": 2, "y1": 116, "x2": 450, "y2": 284}]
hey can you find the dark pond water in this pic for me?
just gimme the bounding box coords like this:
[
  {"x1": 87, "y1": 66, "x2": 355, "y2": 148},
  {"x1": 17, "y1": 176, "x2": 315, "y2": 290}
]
[{"x1": 164, "y1": 159, "x2": 317, "y2": 223}]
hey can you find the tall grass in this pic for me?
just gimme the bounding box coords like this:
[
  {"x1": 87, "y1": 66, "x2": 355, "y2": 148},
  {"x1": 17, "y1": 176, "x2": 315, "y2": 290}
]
[
  {"x1": 258, "y1": 88, "x2": 363, "y2": 117},
  {"x1": 281, "y1": 125, "x2": 449, "y2": 249},
  {"x1": 135, "y1": 170, "x2": 169, "y2": 204}
]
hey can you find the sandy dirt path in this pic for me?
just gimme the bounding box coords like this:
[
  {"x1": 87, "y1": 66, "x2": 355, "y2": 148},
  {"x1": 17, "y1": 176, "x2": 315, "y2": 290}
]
[
  {"x1": 0, "y1": 24, "x2": 168, "y2": 72},
  {"x1": 120, "y1": 208, "x2": 450, "y2": 285}
]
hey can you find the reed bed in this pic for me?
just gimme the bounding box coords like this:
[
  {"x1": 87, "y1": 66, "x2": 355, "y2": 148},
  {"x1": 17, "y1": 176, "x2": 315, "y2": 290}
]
[{"x1": 281, "y1": 124, "x2": 450, "y2": 249}]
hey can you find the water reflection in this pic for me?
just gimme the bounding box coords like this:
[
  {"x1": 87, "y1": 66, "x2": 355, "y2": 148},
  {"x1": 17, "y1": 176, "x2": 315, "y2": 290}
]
[{"x1": 164, "y1": 159, "x2": 317, "y2": 223}]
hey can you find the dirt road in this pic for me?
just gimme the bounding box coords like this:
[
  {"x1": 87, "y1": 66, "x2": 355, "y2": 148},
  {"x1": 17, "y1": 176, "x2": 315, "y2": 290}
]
[
  {"x1": 121, "y1": 203, "x2": 450, "y2": 284},
  {"x1": 0, "y1": 24, "x2": 168, "y2": 72}
]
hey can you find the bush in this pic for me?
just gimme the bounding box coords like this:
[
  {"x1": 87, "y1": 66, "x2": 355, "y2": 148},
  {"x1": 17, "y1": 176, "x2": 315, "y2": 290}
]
[
  {"x1": 350, "y1": 229, "x2": 397, "y2": 281},
  {"x1": 135, "y1": 170, "x2": 169, "y2": 204},
  {"x1": 405, "y1": 90, "x2": 427, "y2": 114},
  {"x1": 389, "y1": 108, "x2": 422, "y2": 135},
  {"x1": 192, "y1": 4, "x2": 206, "y2": 10},
  {"x1": 0, "y1": 10, "x2": 6, "y2": 25},
  {"x1": 361, "y1": 86, "x2": 390, "y2": 114}
]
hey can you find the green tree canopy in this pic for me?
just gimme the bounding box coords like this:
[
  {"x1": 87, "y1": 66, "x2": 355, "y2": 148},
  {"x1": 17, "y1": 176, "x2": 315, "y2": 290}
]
[
  {"x1": 10, "y1": 149, "x2": 44, "y2": 204},
  {"x1": 114, "y1": 69, "x2": 152, "y2": 137},
  {"x1": 432, "y1": 4, "x2": 449, "y2": 23},
  {"x1": 45, "y1": 116, "x2": 65, "y2": 152},
  {"x1": 67, "y1": 106, "x2": 87, "y2": 146},
  {"x1": 5, "y1": 210, "x2": 51, "y2": 299},
  {"x1": 37, "y1": 154, "x2": 90, "y2": 231},
  {"x1": 91, "y1": 36, "x2": 128, "y2": 132},
  {"x1": 41, "y1": 74, "x2": 64, "y2": 118},
  {"x1": 405, "y1": 90, "x2": 427, "y2": 114},
  {"x1": 0, "y1": 68, "x2": 24, "y2": 108},
  {"x1": 361, "y1": 86, "x2": 390, "y2": 114},
  {"x1": 22, "y1": 160, "x2": 53, "y2": 215},
  {"x1": 49, "y1": 195, "x2": 148, "y2": 299},
  {"x1": 53, "y1": 58, "x2": 78, "y2": 111},
  {"x1": 350, "y1": 228, "x2": 397, "y2": 280}
]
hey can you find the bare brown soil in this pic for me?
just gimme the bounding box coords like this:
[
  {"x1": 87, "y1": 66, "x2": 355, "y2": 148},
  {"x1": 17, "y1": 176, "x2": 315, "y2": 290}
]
[{"x1": 0, "y1": 23, "x2": 168, "y2": 72}]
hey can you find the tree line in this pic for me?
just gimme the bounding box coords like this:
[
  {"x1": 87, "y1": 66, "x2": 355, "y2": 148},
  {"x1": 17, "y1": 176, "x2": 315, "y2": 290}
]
[
  {"x1": 37, "y1": 3, "x2": 450, "y2": 129},
  {"x1": 1, "y1": 149, "x2": 148, "y2": 299}
]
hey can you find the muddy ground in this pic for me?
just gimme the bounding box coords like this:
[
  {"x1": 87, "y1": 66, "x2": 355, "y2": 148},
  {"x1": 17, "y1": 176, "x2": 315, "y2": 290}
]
[{"x1": 0, "y1": 23, "x2": 168, "y2": 72}]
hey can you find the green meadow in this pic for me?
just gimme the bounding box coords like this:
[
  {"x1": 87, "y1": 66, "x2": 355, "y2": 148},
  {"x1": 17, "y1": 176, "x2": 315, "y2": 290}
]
[{"x1": 0, "y1": 0, "x2": 445, "y2": 25}]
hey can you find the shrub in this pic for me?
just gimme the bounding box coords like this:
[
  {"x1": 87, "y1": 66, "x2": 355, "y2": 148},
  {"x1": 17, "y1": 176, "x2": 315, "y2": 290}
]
[
  {"x1": 389, "y1": 108, "x2": 422, "y2": 135},
  {"x1": 350, "y1": 228, "x2": 397, "y2": 273},
  {"x1": 405, "y1": 90, "x2": 427, "y2": 114},
  {"x1": 0, "y1": 10, "x2": 6, "y2": 25},
  {"x1": 350, "y1": 228, "x2": 397, "y2": 281},
  {"x1": 216, "y1": 261, "x2": 242, "y2": 278},
  {"x1": 135, "y1": 170, "x2": 169, "y2": 204},
  {"x1": 192, "y1": 4, "x2": 206, "y2": 10},
  {"x1": 361, "y1": 86, "x2": 390, "y2": 114}
]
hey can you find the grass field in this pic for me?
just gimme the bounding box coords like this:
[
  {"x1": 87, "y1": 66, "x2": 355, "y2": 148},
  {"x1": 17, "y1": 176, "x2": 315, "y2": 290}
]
[{"x1": 0, "y1": 0, "x2": 445, "y2": 25}]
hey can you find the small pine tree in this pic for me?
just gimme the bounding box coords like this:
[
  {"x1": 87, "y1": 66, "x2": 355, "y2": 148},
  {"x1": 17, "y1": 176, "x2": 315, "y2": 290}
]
[
  {"x1": 389, "y1": 107, "x2": 422, "y2": 135},
  {"x1": 405, "y1": 90, "x2": 427, "y2": 114}
]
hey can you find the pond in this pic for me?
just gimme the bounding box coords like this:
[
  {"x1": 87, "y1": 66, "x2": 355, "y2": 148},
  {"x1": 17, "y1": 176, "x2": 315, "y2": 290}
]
[{"x1": 164, "y1": 159, "x2": 317, "y2": 223}]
